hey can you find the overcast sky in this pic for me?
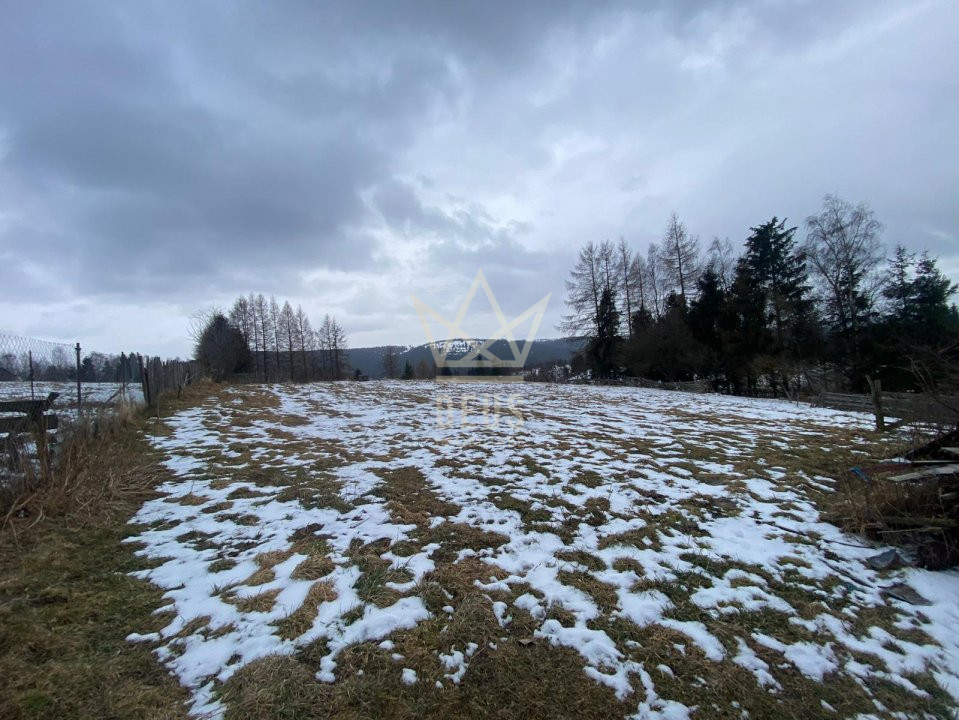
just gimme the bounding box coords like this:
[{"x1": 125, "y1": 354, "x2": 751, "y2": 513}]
[{"x1": 1, "y1": 0, "x2": 957, "y2": 357}]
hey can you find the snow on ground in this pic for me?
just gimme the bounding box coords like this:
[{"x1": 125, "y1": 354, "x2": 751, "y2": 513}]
[
  {"x1": 0, "y1": 380, "x2": 143, "y2": 407},
  {"x1": 125, "y1": 381, "x2": 959, "y2": 718}
]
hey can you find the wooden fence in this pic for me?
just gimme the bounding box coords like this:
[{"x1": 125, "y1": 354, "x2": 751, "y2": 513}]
[
  {"x1": 139, "y1": 356, "x2": 204, "y2": 407},
  {"x1": 0, "y1": 392, "x2": 59, "y2": 470},
  {"x1": 817, "y1": 385, "x2": 959, "y2": 430}
]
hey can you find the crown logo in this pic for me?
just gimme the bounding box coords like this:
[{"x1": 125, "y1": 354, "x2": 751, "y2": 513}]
[{"x1": 411, "y1": 269, "x2": 550, "y2": 369}]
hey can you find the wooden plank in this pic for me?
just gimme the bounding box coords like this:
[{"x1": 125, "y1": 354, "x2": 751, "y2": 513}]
[
  {"x1": 0, "y1": 400, "x2": 49, "y2": 414},
  {"x1": 878, "y1": 515, "x2": 959, "y2": 529},
  {"x1": 0, "y1": 393, "x2": 59, "y2": 415},
  {"x1": 0, "y1": 413, "x2": 59, "y2": 433},
  {"x1": 887, "y1": 463, "x2": 959, "y2": 483}
]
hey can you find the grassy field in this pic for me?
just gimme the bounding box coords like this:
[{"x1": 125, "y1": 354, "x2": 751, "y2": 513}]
[{"x1": 4, "y1": 381, "x2": 959, "y2": 719}]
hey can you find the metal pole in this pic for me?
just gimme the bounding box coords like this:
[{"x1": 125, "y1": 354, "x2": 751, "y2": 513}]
[
  {"x1": 75, "y1": 342, "x2": 82, "y2": 413},
  {"x1": 29, "y1": 350, "x2": 34, "y2": 399}
]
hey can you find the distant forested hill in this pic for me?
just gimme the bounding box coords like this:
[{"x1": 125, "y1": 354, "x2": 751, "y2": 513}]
[{"x1": 346, "y1": 338, "x2": 581, "y2": 378}]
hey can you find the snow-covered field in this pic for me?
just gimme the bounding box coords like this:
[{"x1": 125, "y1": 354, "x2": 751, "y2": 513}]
[
  {"x1": 0, "y1": 381, "x2": 142, "y2": 407},
  {"x1": 125, "y1": 381, "x2": 959, "y2": 719}
]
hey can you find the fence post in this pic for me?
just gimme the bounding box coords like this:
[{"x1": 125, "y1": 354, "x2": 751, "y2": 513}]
[
  {"x1": 138, "y1": 353, "x2": 149, "y2": 407},
  {"x1": 867, "y1": 376, "x2": 885, "y2": 432},
  {"x1": 75, "y1": 342, "x2": 82, "y2": 413},
  {"x1": 29, "y1": 350, "x2": 34, "y2": 400}
]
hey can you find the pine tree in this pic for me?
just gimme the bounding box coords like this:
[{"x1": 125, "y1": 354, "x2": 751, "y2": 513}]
[
  {"x1": 883, "y1": 245, "x2": 915, "y2": 322},
  {"x1": 727, "y1": 217, "x2": 814, "y2": 394},
  {"x1": 739, "y1": 217, "x2": 812, "y2": 356},
  {"x1": 587, "y1": 287, "x2": 621, "y2": 377},
  {"x1": 910, "y1": 252, "x2": 959, "y2": 347},
  {"x1": 688, "y1": 264, "x2": 726, "y2": 360}
]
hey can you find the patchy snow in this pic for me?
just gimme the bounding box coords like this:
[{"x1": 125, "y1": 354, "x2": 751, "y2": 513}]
[
  {"x1": 125, "y1": 381, "x2": 959, "y2": 718},
  {"x1": 401, "y1": 668, "x2": 418, "y2": 686}
]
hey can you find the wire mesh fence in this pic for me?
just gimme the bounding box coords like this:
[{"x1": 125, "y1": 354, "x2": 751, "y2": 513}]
[
  {"x1": 0, "y1": 333, "x2": 144, "y2": 412},
  {"x1": 1, "y1": 334, "x2": 206, "y2": 488}
]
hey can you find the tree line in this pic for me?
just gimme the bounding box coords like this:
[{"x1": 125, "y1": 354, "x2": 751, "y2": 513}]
[
  {"x1": 194, "y1": 294, "x2": 349, "y2": 382},
  {"x1": 0, "y1": 348, "x2": 143, "y2": 384},
  {"x1": 562, "y1": 194, "x2": 959, "y2": 396}
]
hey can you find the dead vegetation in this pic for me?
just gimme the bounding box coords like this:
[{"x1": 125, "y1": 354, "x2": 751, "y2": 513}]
[
  {"x1": 0, "y1": 388, "x2": 202, "y2": 719},
  {"x1": 5, "y1": 379, "x2": 956, "y2": 719},
  {"x1": 828, "y1": 426, "x2": 959, "y2": 569}
]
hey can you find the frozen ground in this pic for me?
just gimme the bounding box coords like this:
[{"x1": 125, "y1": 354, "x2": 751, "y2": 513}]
[{"x1": 125, "y1": 381, "x2": 959, "y2": 719}]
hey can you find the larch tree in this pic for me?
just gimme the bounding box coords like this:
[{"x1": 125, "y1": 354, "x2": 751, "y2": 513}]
[
  {"x1": 616, "y1": 238, "x2": 634, "y2": 338},
  {"x1": 269, "y1": 295, "x2": 282, "y2": 381},
  {"x1": 318, "y1": 314, "x2": 349, "y2": 380},
  {"x1": 280, "y1": 301, "x2": 296, "y2": 381},
  {"x1": 247, "y1": 293, "x2": 262, "y2": 381},
  {"x1": 294, "y1": 305, "x2": 313, "y2": 381},
  {"x1": 645, "y1": 242, "x2": 667, "y2": 320},
  {"x1": 660, "y1": 213, "x2": 701, "y2": 308},
  {"x1": 254, "y1": 294, "x2": 273, "y2": 381},
  {"x1": 628, "y1": 250, "x2": 651, "y2": 331},
  {"x1": 560, "y1": 241, "x2": 604, "y2": 337}
]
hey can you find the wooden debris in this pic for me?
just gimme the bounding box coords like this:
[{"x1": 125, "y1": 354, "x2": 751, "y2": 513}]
[
  {"x1": 883, "y1": 583, "x2": 931, "y2": 606},
  {"x1": 849, "y1": 425, "x2": 959, "y2": 570},
  {"x1": 866, "y1": 549, "x2": 908, "y2": 571},
  {"x1": 887, "y1": 464, "x2": 959, "y2": 483}
]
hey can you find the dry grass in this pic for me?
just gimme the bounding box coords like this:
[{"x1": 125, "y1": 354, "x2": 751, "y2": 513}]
[
  {"x1": 230, "y1": 589, "x2": 282, "y2": 614},
  {"x1": 274, "y1": 581, "x2": 337, "y2": 640},
  {"x1": 8, "y1": 380, "x2": 950, "y2": 719},
  {"x1": 829, "y1": 467, "x2": 959, "y2": 568},
  {"x1": 0, "y1": 395, "x2": 193, "y2": 719},
  {"x1": 291, "y1": 554, "x2": 336, "y2": 581},
  {"x1": 2, "y1": 403, "x2": 153, "y2": 532},
  {"x1": 374, "y1": 466, "x2": 460, "y2": 527}
]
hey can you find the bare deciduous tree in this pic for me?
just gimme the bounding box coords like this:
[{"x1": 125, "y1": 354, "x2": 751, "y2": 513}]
[
  {"x1": 318, "y1": 314, "x2": 349, "y2": 380},
  {"x1": 381, "y1": 346, "x2": 401, "y2": 379},
  {"x1": 628, "y1": 251, "x2": 649, "y2": 324},
  {"x1": 254, "y1": 294, "x2": 272, "y2": 381},
  {"x1": 804, "y1": 194, "x2": 884, "y2": 356},
  {"x1": 294, "y1": 305, "x2": 313, "y2": 381},
  {"x1": 269, "y1": 296, "x2": 282, "y2": 381},
  {"x1": 646, "y1": 242, "x2": 668, "y2": 319},
  {"x1": 616, "y1": 238, "x2": 634, "y2": 338},
  {"x1": 660, "y1": 212, "x2": 701, "y2": 307},
  {"x1": 280, "y1": 301, "x2": 296, "y2": 381},
  {"x1": 707, "y1": 236, "x2": 736, "y2": 293},
  {"x1": 560, "y1": 242, "x2": 603, "y2": 337}
]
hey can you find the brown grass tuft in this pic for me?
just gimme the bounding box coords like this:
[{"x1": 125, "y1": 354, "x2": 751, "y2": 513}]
[{"x1": 275, "y1": 581, "x2": 338, "y2": 640}]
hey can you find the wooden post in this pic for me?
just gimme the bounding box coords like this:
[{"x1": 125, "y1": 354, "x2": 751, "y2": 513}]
[
  {"x1": 75, "y1": 342, "x2": 82, "y2": 413},
  {"x1": 867, "y1": 376, "x2": 885, "y2": 432},
  {"x1": 138, "y1": 353, "x2": 149, "y2": 407}
]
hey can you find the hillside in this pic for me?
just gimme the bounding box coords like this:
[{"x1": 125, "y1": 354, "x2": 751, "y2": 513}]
[{"x1": 346, "y1": 338, "x2": 582, "y2": 378}]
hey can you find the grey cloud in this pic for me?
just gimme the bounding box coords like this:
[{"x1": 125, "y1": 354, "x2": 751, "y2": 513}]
[{"x1": 0, "y1": 0, "x2": 956, "y2": 354}]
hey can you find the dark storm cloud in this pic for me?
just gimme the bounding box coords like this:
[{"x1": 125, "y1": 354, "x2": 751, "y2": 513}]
[
  {"x1": 1, "y1": 0, "x2": 956, "y2": 353},
  {"x1": 0, "y1": 1, "x2": 466, "y2": 298}
]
